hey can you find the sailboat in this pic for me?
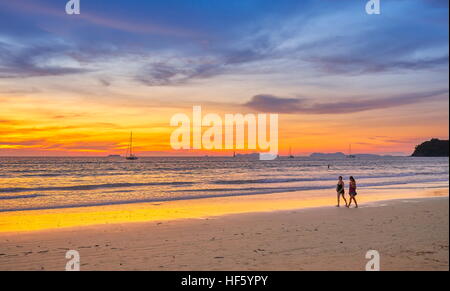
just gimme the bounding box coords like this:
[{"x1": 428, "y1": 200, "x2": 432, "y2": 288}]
[
  {"x1": 347, "y1": 144, "x2": 356, "y2": 158},
  {"x1": 288, "y1": 147, "x2": 294, "y2": 158},
  {"x1": 125, "y1": 132, "x2": 138, "y2": 160}
]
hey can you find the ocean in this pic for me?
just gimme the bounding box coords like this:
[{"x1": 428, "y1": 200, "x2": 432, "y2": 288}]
[{"x1": 0, "y1": 156, "x2": 448, "y2": 212}]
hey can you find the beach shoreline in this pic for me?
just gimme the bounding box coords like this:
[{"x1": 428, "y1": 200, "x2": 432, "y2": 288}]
[
  {"x1": 0, "y1": 190, "x2": 448, "y2": 271},
  {"x1": 0, "y1": 186, "x2": 447, "y2": 233}
]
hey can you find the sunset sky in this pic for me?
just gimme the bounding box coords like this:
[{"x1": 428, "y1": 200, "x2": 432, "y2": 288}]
[{"x1": 0, "y1": 0, "x2": 448, "y2": 156}]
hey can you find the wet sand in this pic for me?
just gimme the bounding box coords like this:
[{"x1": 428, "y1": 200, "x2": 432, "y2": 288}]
[{"x1": 0, "y1": 192, "x2": 448, "y2": 271}]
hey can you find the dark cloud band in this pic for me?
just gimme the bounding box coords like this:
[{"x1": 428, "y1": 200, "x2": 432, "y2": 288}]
[{"x1": 245, "y1": 89, "x2": 449, "y2": 114}]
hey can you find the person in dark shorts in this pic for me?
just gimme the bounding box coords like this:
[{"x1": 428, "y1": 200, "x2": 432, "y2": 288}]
[
  {"x1": 347, "y1": 176, "x2": 358, "y2": 208},
  {"x1": 336, "y1": 176, "x2": 347, "y2": 207}
]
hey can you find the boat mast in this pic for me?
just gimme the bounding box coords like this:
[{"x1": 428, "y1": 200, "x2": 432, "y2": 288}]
[{"x1": 129, "y1": 131, "x2": 133, "y2": 156}]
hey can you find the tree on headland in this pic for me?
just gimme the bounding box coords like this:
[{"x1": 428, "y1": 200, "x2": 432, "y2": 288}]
[{"x1": 411, "y1": 138, "x2": 449, "y2": 157}]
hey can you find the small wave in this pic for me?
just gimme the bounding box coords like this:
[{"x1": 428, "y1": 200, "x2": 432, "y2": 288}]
[
  {"x1": 212, "y1": 177, "x2": 320, "y2": 184},
  {"x1": 22, "y1": 173, "x2": 62, "y2": 177},
  {"x1": 364, "y1": 185, "x2": 448, "y2": 190},
  {"x1": 178, "y1": 185, "x2": 332, "y2": 193},
  {"x1": 0, "y1": 181, "x2": 447, "y2": 212},
  {"x1": 179, "y1": 178, "x2": 449, "y2": 194},
  {"x1": 0, "y1": 188, "x2": 325, "y2": 212},
  {"x1": 0, "y1": 181, "x2": 194, "y2": 193},
  {"x1": 0, "y1": 194, "x2": 44, "y2": 200},
  {"x1": 211, "y1": 171, "x2": 448, "y2": 185}
]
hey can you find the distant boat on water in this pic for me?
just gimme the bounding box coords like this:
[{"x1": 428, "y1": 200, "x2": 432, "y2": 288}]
[
  {"x1": 288, "y1": 147, "x2": 294, "y2": 158},
  {"x1": 125, "y1": 132, "x2": 138, "y2": 160},
  {"x1": 107, "y1": 154, "x2": 121, "y2": 158},
  {"x1": 347, "y1": 144, "x2": 356, "y2": 158}
]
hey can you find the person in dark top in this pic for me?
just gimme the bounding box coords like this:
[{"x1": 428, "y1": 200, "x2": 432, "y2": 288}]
[
  {"x1": 336, "y1": 176, "x2": 347, "y2": 207},
  {"x1": 347, "y1": 176, "x2": 358, "y2": 208}
]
